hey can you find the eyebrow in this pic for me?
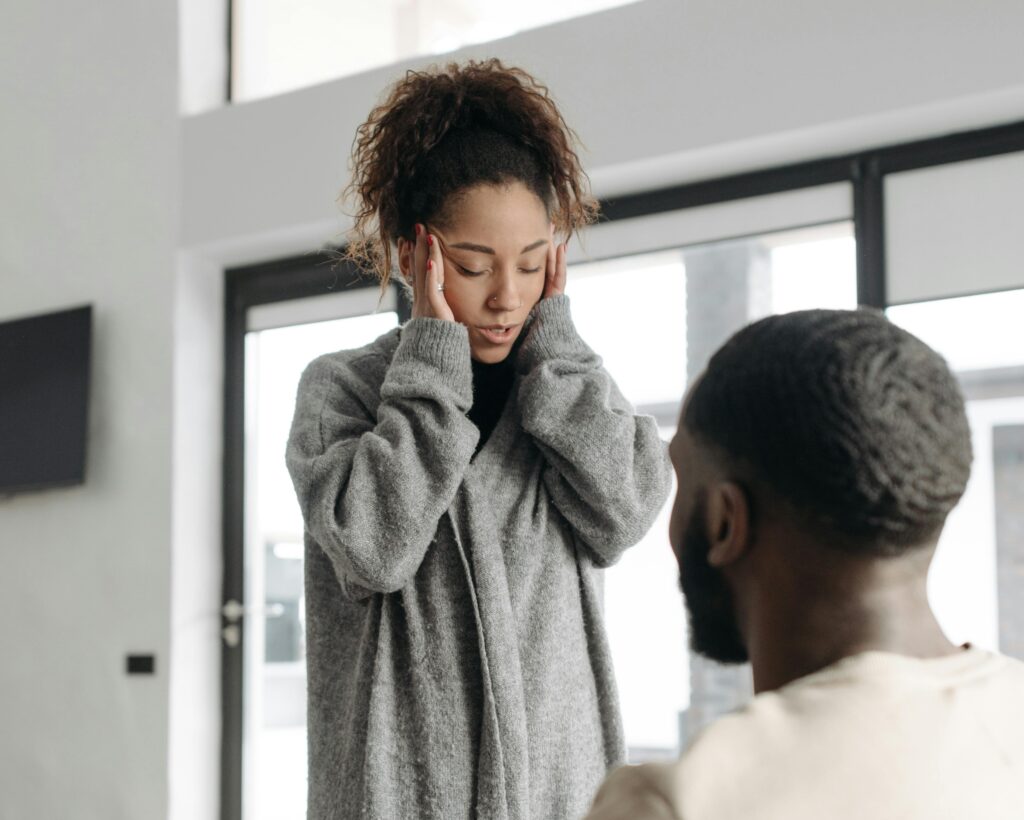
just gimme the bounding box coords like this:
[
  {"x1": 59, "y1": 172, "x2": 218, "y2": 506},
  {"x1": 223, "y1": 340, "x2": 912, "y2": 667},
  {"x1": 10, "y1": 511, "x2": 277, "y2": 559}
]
[{"x1": 449, "y1": 238, "x2": 548, "y2": 255}]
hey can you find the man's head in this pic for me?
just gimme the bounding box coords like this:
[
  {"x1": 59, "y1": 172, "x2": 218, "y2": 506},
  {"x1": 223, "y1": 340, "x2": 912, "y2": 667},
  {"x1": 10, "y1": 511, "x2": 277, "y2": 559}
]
[{"x1": 668, "y1": 309, "x2": 973, "y2": 664}]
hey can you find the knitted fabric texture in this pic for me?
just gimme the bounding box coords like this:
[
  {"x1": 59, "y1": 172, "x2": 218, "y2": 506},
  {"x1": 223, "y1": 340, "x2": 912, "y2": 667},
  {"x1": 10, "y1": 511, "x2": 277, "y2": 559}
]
[{"x1": 286, "y1": 294, "x2": 672, "y2": 819}]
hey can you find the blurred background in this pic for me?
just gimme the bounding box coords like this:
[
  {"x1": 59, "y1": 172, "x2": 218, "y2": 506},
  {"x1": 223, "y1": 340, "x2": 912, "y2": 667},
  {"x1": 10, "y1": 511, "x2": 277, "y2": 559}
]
[{"x1": 1, "y1": 1, "x2": 1022, "y2": 818}]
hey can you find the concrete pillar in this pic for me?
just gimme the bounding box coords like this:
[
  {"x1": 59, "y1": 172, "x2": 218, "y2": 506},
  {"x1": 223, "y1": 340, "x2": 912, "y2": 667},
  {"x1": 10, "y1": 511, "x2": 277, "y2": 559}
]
[
  {"x1": 681, "y1": 239, "x2": 771, "y2": 741},
  {"x1": 994, "y1": 424, "x2": 1024, "y2": 661},
  {"x1": 684, "y1": 241, "x2": 773, "y2": 376}
]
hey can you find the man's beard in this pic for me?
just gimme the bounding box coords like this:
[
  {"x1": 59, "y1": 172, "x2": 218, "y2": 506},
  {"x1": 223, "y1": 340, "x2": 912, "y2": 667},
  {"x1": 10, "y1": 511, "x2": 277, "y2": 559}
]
[{"x1": 679, "y1": 498, "x2": 749, "y2": 664}]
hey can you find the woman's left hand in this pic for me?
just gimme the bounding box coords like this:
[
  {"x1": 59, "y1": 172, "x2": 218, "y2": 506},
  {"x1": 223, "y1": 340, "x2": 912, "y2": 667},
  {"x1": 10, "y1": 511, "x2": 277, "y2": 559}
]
[{"x1": 543, "y1": 238, "x2": 568, "y2": 300}]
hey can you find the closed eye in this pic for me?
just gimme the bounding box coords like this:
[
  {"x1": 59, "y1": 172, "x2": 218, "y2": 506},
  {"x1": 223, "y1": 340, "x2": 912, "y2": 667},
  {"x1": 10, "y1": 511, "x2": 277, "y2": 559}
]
[{"x1": 454, "y1": 264, "x2": 541, "y2": 275}]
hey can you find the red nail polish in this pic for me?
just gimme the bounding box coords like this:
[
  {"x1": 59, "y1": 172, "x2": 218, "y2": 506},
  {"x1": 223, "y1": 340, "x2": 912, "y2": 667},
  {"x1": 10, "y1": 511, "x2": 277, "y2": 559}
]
[
  {"x1": 427, "y1": 260, "x2": 433, "y2": 270},
  {"x1": 427, "y1": 234, "x2": 434, "y2": 247}
]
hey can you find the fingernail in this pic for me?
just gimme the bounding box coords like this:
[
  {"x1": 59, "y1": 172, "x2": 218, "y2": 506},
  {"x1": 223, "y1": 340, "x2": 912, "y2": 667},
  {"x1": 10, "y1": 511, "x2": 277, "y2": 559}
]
[
  {"x1": 427, "y1": 260, "x2": 433, "y2": 270},
  {"x1": 427, "y1": 234, "x2": 434, "y2": 247},
  {"x1": 415, "y1": 224, "x2": 421, "y2": 237}
]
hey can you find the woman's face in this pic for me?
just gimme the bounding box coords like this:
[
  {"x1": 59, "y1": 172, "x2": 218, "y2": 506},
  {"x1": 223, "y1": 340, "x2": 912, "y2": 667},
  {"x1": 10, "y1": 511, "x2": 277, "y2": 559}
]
[{"x1": 402, "y1": 181, "x2": 552, "y2": 363}]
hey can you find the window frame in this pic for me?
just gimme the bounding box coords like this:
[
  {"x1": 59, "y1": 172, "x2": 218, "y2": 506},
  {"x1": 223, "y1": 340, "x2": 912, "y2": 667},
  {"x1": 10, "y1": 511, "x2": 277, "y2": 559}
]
[{"x1": 219, "y1": 116, "x2": 1024, "y2": 820}]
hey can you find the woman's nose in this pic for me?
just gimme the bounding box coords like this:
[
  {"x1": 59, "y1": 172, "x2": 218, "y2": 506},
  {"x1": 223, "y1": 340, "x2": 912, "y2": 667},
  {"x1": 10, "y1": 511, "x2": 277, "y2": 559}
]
[{"x1": 488, "y1": 275, "x2": 521, "y2": 311}]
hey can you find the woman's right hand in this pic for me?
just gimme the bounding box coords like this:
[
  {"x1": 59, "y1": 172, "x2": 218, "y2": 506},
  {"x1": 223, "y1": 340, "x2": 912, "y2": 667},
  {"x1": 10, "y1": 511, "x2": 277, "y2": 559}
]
[{"x1": 411, "y1": 224, "x2": 455, "y2": 322}]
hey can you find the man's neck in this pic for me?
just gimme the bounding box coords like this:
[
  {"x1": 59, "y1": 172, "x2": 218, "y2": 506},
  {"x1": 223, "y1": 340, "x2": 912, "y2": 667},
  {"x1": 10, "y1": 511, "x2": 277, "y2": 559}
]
[{"x1": 743, "y1": 550, "x2": 958, "y2": 693}]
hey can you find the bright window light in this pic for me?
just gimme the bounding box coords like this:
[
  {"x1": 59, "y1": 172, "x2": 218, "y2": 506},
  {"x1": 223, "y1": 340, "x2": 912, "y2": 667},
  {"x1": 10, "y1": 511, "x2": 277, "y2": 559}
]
[
  {"x1": 888, "y1": 289, "x2": 1024, "y2": 653},
  {"x1": 577, "y1": 222, "x2": 858, "y2": 760},
  {"x1": 232, "y1": 0, "x2": 640, "y2": 102}
]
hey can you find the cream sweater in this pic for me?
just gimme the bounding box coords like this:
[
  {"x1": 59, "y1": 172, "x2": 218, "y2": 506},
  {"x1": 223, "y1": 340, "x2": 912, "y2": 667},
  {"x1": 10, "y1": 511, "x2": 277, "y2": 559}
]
[{"x1": 586, "y1": 647, "x2": 1024, "y2": 819}]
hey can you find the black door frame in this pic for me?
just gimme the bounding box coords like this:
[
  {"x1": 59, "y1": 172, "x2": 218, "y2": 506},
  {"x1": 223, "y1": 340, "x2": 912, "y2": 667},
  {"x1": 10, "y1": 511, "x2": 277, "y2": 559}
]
[{"x1": 219, "y1": 117, "x2": 1024, "y2": 820}]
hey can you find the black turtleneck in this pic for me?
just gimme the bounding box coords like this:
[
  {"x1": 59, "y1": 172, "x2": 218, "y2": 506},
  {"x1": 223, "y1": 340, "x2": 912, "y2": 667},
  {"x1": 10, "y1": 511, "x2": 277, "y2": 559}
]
[{"x1": 468, "y1": 353, "x2": 516, "y2": 456}]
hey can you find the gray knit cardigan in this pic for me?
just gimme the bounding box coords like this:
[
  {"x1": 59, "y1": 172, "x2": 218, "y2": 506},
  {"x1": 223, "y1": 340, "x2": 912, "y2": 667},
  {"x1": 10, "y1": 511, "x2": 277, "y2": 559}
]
[{"x1": 286, "y1": 294, "x2": 672, "y2": 819}]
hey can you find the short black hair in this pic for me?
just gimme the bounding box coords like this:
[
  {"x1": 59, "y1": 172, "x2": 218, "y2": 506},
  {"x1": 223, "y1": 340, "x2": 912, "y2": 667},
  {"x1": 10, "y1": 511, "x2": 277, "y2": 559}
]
[{"x1": 683, "y1": 309, "x2": 973, "y2": 555}]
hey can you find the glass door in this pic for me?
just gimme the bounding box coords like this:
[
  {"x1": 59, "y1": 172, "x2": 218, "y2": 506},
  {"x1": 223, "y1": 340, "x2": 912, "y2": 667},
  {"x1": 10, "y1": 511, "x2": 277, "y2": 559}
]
[{"x1": 237, "y1": 291, "x2": 399, "y2": 820}]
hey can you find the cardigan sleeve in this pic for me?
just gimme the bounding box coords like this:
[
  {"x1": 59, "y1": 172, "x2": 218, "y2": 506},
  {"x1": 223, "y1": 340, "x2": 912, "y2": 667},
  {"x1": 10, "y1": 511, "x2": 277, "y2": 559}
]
[
  {"x1": 286, "y1": 318, "x2": 480, "y2": 596},
  {"x1": 516, "y1": 295, "x2": 673, "y2": 567}
]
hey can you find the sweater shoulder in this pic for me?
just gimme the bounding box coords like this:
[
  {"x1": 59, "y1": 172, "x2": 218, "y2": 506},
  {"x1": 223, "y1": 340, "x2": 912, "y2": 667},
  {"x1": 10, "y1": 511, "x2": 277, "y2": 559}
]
[
  {"x1": 299, "y1": 327, "x2": 399, "y2": 394},
  {"x1": 293, "y1": 326, "x2": 400, "y2": 429}
]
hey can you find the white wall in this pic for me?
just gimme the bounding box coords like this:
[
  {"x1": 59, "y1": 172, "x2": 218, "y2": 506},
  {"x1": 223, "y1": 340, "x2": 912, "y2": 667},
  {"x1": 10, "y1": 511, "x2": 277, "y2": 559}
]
[
  {"x1": 0, "y1": 2, "x2": 179, "y2": 820},
  {"x1": 179, "y1": 0, "x2": 229, "y2": 115},
  {"x1": 182, "y1": 0, "x2": 1024, "y2": 260},
  {"x1": 168, "y1": 254, "x2": 223, "y2": 820}
]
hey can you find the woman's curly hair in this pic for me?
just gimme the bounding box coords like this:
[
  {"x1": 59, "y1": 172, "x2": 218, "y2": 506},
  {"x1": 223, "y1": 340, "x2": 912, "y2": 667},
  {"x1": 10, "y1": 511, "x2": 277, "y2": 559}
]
[{"x1": 341, "y1": 59, "x2": 599, "y2": 290}]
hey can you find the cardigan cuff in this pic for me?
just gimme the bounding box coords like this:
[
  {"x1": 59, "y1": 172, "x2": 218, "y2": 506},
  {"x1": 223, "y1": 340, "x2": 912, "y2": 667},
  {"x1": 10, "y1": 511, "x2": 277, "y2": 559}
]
[
  {"x1": 517, "y1": 294, "x2": 591, "y2": 372},
  {"x1": 392, "y1": 317, "x2": 473, "y2": 404}
]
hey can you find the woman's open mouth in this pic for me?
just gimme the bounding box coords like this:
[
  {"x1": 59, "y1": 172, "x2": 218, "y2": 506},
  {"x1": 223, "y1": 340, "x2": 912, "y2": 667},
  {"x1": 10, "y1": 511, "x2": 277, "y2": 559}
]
[{"x1": 477, "y1": 324, "x2": 519, "y2": 345}]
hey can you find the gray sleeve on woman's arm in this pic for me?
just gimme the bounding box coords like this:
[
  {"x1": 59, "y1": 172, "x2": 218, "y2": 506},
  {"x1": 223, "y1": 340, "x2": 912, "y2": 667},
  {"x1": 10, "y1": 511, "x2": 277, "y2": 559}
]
[
  {"x1": 517, "y1": 295, "x2": 673, "y2": 567},
  {"x1": 286, "y1": 318, "x2": 480, "y2": 595}
]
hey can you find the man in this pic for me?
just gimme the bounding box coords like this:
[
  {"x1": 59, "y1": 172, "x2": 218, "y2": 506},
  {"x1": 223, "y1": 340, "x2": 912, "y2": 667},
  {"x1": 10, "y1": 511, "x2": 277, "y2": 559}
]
[{"x1": 586, "y1": 309, "x2": 1024, "y2": 820}]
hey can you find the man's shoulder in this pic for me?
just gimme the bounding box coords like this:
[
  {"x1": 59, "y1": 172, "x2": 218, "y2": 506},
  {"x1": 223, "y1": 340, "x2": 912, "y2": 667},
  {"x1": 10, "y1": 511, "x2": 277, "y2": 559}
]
[
  {"x1": 585, "y1": 762, "x2": 680, "y2": 820},
  {"x1": 647, "y1": 649, "x2": 1024, "y2": 817},
  {"x1": 585, "y1": 651, "x2": 1024, "y2": 819},
  {"x1": 677, "y1": 648, "x2": 1024, "y2": 762},
  {"x1": 585, "y1": 697, "x2": 805, "y2": 820}
]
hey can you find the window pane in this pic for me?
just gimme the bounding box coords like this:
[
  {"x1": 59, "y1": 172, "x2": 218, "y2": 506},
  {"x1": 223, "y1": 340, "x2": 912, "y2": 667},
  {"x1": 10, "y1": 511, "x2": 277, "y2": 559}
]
[
  {"x1": 233, "y1": 0, "x2": 640, "y2": 102},
  {"x1": 244, "y1": 308, "x2": 399, "y2": 820},
  {"x1": 887, "y1": 290, "x2": 1024, "y2": 656},
  {"x1": 568, "y1": 221, "x2": 857, "y2": 759},
  {"x1": 767, "y1": 230, "x2": 857, "y2": 314},
  {"x1": 886, "y1": 290, "x2": 1024, "y2": 372},
  {"x1": 567, "y1": 249, "x2": 687, "y2": 407},
  {"x1": 885, "y1": 151, "x2": 1024, "y2": 304},
  {"x1": 566, "y1": 251, "x2": 688, "y2": 760}
]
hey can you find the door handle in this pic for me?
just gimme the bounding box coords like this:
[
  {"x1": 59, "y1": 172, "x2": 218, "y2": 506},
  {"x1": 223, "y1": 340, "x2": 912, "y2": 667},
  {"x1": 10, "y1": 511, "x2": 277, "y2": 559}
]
[{"x1": 220, "y1": 599, "x2": 286, "y2": 647}]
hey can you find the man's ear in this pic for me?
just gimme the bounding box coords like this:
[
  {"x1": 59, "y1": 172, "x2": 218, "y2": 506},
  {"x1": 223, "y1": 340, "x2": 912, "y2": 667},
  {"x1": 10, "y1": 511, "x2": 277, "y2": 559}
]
[{"x1": 704, "y1": 481, "x2": 752, "y2": 568}]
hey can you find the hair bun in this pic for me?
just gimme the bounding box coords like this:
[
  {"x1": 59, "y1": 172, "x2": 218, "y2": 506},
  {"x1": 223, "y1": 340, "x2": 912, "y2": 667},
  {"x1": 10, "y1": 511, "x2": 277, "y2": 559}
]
[{"x1": 342, "y1": 59, "x2": 598, "y2": 290}]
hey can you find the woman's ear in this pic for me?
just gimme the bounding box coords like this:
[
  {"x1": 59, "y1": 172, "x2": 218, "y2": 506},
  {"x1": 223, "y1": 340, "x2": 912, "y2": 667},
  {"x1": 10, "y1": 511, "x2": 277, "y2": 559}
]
[
  {"x1": 704, "y1": 481, "x2": 752, "y2": 568},
  {"x1": 397, "y1": 237, "x2": 414, "y2": 284}
]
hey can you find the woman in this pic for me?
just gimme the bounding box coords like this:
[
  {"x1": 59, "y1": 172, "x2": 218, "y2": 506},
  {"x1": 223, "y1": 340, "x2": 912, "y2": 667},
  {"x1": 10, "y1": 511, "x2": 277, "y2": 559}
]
[{"x1": 287, "y1": 59, "x2": 671, "y2": 820}]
